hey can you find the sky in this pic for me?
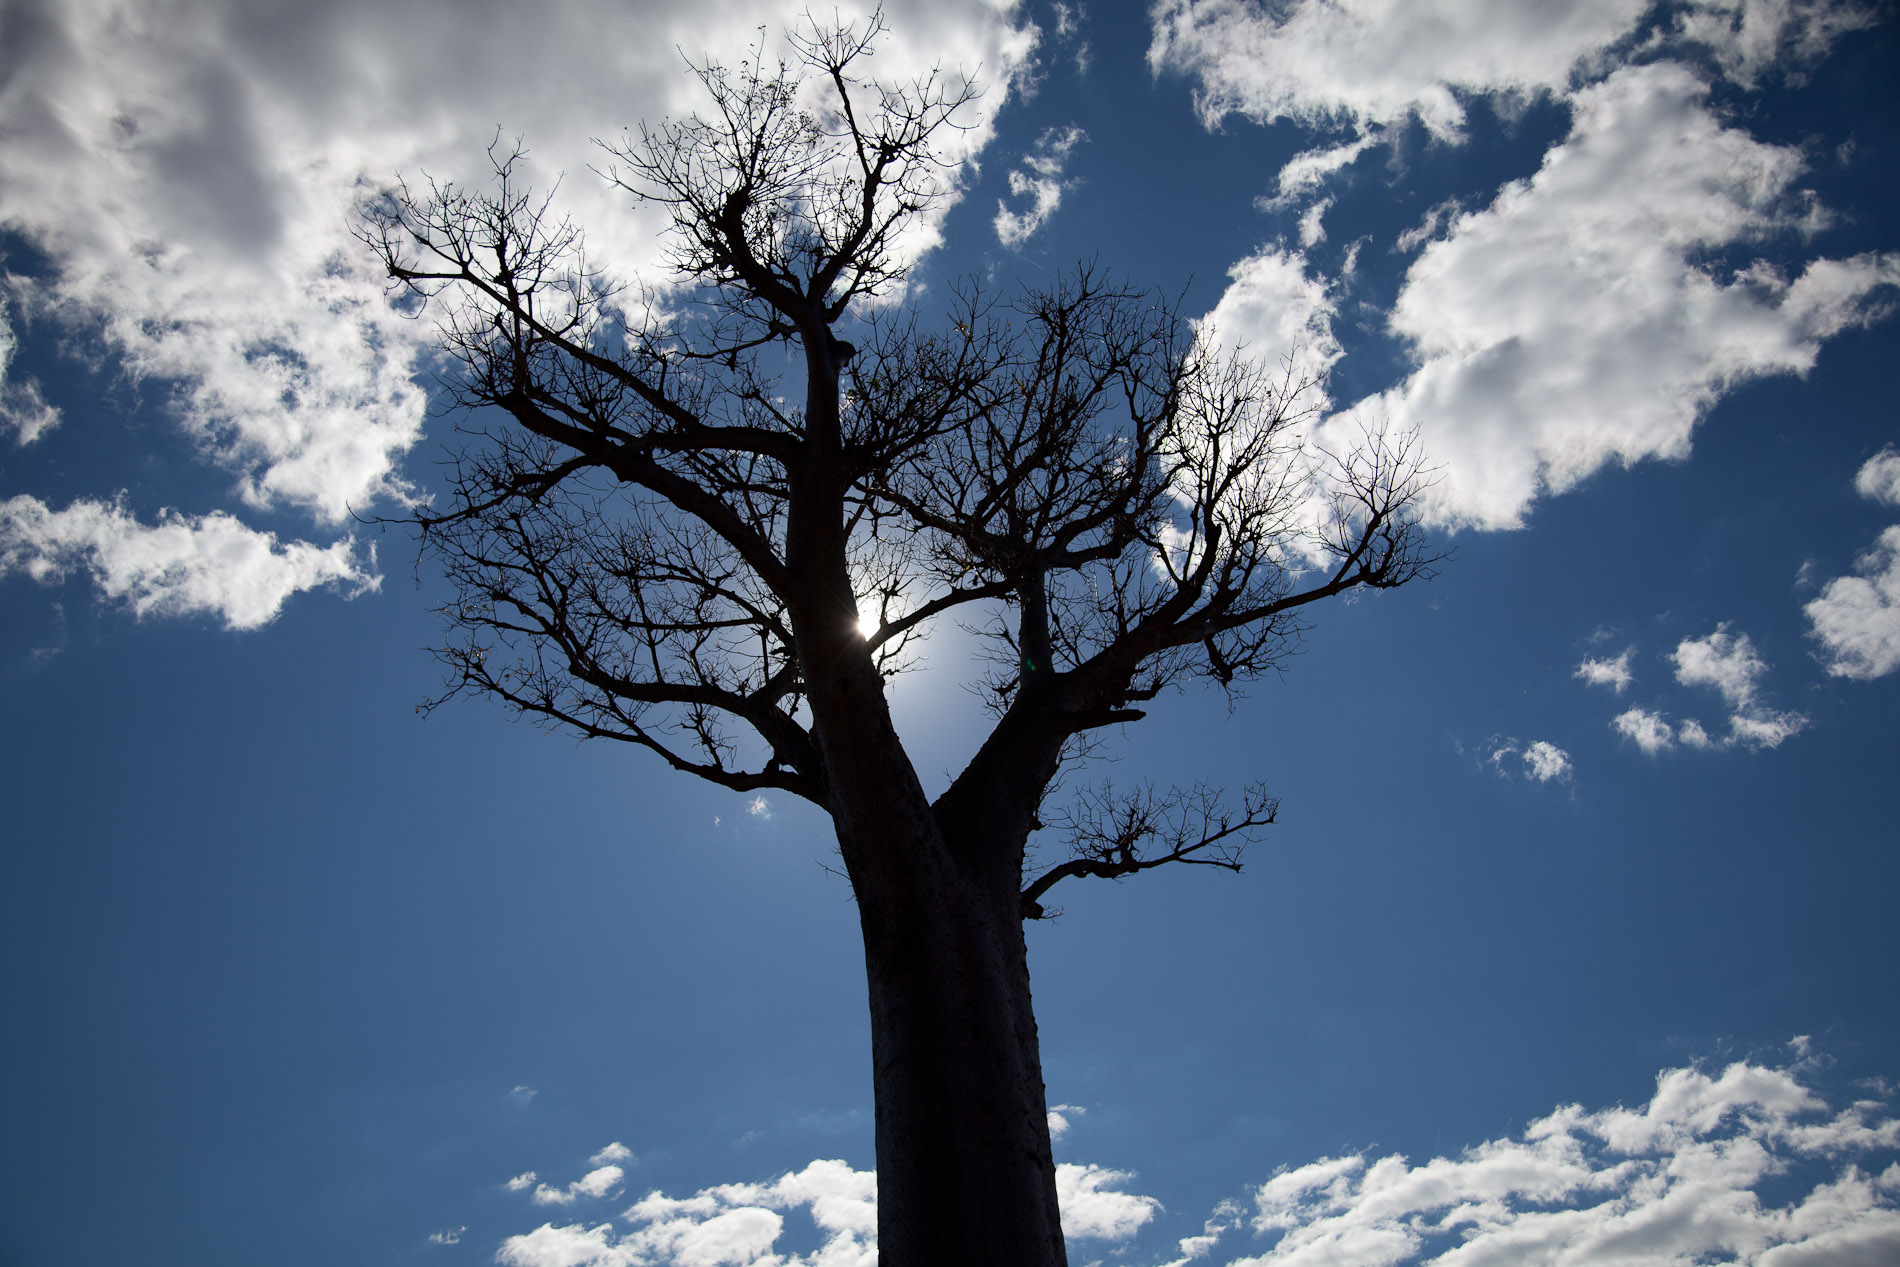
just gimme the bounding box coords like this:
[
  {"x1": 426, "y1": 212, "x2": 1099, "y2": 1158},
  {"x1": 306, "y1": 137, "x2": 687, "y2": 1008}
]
[{"x1": 2, "y1": 0, "x2": 1899, "y2": 1263}]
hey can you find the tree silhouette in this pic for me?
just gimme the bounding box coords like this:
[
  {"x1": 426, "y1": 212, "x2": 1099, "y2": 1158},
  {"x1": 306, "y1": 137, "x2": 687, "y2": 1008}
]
[{"x1": 363, "y1": 15, "x2": 1433, "y2": 1264}]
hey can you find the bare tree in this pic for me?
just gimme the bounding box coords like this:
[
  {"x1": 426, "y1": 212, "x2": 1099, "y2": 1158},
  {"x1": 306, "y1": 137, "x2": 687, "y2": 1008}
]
[{"x1": 363, "y1": 15, "x2": 1433, "y2": 1265}]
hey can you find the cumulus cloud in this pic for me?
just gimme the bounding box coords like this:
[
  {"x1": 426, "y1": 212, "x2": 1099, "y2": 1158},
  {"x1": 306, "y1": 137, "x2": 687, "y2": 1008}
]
[
  {"x1": 1149, "y1": 0, "x2": 1649, "y2": 138},
  {"x1": 1854, "y1": 446, "x2": 1900, "y2": 507},
  {"x1": 1158, "y1": 2, "x2": 1894, "y2": 534},
  {"x1": 492, "y1": 1052, "x2": 1900, "y2": 1266},
  {"x1": 591, "y1": 1143, "x2": 636, "y2": 1166},
  {"x1": 0, "y1": 494, "x2": 376, "y2": 629},
  {"x1": 0, "y1": 0, "x2": 1033, "y2": 612},
  {"x1": 1192, "y1": 248, "x2": 1342, "y2": 393},
  {"x1": 994, "y1": 124, "x2": 1087, "y2": 247},
  {"x1": 1195, "y1": 1050, "x2": 1900, "y2": 1266},
  {"x1": 1574, "y1": 647, "x2": 1635, "y2": 693},
  {"x1": 1807, "y1": 524, "x2": 1900, "y2": 679},
  {"x1": 1610, "y1": 626, "x2": 1807, "y2": 752},
  {"x1": 496, "y1": 1154, "x2": 1158, "y2": 1264},
  {"x1": 533, "y1": 1165, "x2": 626, "y2": 1207},
  {"x1": 1486, "y1": 739, "x2": 1573, "y2": 783},
  {"x1": 1336, "y1": 62, "x2": 1899, "y2": 529}
]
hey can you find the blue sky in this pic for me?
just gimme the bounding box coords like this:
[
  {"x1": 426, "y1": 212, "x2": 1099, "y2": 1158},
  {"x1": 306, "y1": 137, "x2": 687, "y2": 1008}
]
[{"x1": 3, "y1": 1, "x2": 1899, "y2": 1263}]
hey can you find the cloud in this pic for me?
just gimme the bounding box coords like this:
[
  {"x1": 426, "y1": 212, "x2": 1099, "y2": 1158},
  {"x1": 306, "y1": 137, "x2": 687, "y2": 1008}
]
[
  {"x1": 1673, "y1": 0, "x2": 1878, "y2": 87},
  {"x1": 0, "y1": 303, "x2": 61, "y2": 445},
  {"x1": 491, "y1": 1051, "x2": 1900, "y2": 1266},
  {"x1": 1055, "y1": 1163, "x2": 1162, "y2": 1239},
  {"x1": 1149, "y1": 0, "x2": 1649, "y2": 138},
  {"x1": 1855, "y1": 446, "x2": 1900, "y2": 507},
  {"x1": 511, "y1": 1086, "x2": 540, "y2": 1106},
  {"x1": 994, "y1": 124, "x2": 1087, "y2": 247},
  {"x1": 1609, "y1": 626, "x2": 1807, "y2": 752},
  {"x1": 1049, "y1": 1103, "x2": 1085, "y2": 1140},
  {"x1": 0, "y1": 0, "x2": 1034, "y2": 611},
  {"x1": 1199, "y1": 1049, "x2": 1900, "y2": 1266},
  {"x1": 1486, "y1": 739, "x2": 1572, "y2": 783},
  {"x1": 1333, "y1": 61, "x2": 1899, "y2": 530},
  {"x1": 591, "y1": 1142, "x2": 636, "y2": 1166},
  {"x1": 1192, "y1": 248, "x2": 1343, "y2": 393},
  {"x1": 496, "y1": 1154, "x2": 1158, "y2": 1264},
  {"x1": 0, "y1": 494, "x2": 376, "y2": 630},
  {"x1": 1612, "y1": 706, "x2": 1678, "y2": 755},
  {"x1": 1807, "y1": 524, "x2": 1900, "y2": 679},
  {"x1": 507, "y1": 1172, "x2": 538, "y2": 1192},
  {"x1": 745, "y1": 796, "x2": 774, "y2": 820},
  {"x1": 533, "y1": 1165, "x2": 626, "y2": 1207},
  {"x1": 427, "y1": 1225, "x2": 465, "y2": 1245},
  {"x1": 1574, "y1": 647, "x2": 1635, "y2": 693}
]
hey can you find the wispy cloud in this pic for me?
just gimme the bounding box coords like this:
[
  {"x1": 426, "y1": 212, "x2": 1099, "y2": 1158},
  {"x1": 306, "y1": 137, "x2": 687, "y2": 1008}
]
[{"x1": 994, "y1": 125, "x2": 1087, "y2": 247}]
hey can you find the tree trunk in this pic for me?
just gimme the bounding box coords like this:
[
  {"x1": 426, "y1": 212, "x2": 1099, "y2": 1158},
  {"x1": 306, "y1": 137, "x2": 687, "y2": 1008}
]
[{"x1": 850, "y1": 826, "x2": 1067, "y2": 1266}]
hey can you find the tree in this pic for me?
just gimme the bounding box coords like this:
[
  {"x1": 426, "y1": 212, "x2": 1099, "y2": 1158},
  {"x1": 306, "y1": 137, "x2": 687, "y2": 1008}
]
[{"x1": 362, "y1": 15, "x2": 1433, "y2": 1265}]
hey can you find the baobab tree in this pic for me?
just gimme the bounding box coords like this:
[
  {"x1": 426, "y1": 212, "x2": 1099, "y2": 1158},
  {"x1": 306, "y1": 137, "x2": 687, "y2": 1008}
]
[{"x1": 363, "y1": 15, "x2": 1432, "y2": 1265}]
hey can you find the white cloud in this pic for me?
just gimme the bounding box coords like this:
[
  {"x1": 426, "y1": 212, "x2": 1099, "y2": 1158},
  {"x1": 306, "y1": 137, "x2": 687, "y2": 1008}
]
[
  {"x1": 1673, "y1": 623, "x2": 1769, "y2": 708},
  {"x1": 507, "y1": 1172, "x2": 539, "y2": 1191},
  {"x1": 1854, "y1": 446, "x2": 1900, "y2": 507},
  {"x1": 491, "y1": 1053, "x2": 1900, "y2": 1267},
  {"x1": 1807, "y1": 524, "x2": 1900, "y2": 679},
  {"x1": 497, "y1": 1153, "x2": 1158, "y2": 1263},
  {"x1": 427, "y1": 1225, "x2": 465, "y2": 1245},
  {"x1": 1055, "y1": 1163, "x2": 1162, "y2": 1239},
  {"x1": 1574, "y1": 647, "x2": 1635, "y2": 692},
  {"x1": 0, "y1": 494, "x2": 376, "y2": 630},
  {"x1": 745, "y1": 796, "x2": 774, "y2": 820},
  {"x1": 1149, "y1": 0, "x2": 1649, "y2": 138},
  {"x1": 1608, "y1": 627, "x2": 1806, "y2": 752},
  {"x1": 592, "y1": 1142, "x2": 636, "y2": 1166},
  {"x1": 1486, "y1": 739, "x2": 1572, "y2": 783},
  {"x1": 1673, "y1": 0, "x2": 1878, "y2": 87},
  {"x1": 1192, "y1": 248, "x2": 1343, "y2": 393},
  {"x1": 994, "y1": 125, "x2": 1087, "y2": 247},
  {"x1": 1335, "y1": 61, "x2": 1900, "y2": 530},
  {"x1": 1520, "y1": 740, "x2": 1572, "y2": 782},
  {"x1": 0, "y1": 0, "x2": 1034, "y2": 610},
  {"x1": 1613, "y1": 706, "x2": 1677, "y2": 754},
  {"x1": 0, "y1": 303, "x2": 62, "y2": 445},
  {"x1": 534, "y1": 1164, "x2": 627, "y2": 1206},
  {"x1": 511, "y1": 1086, "x2": 540, "y2": 1106},
  {"x1": 1049, "y1": 1103, "x2": 1085, "y2": 1140},
  {"x1": 1203, "y1": 1050, "x2": 1900, "y2": 1267}
]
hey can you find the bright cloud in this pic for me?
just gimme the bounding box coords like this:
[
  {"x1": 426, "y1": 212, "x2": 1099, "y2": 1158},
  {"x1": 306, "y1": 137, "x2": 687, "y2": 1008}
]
[
  {"x1": 1340, "y1": 60, "x2": 1899, "y2": 529},
  {"x1": 1487, "y1": 739, "x2": 1572, "y2": 783},
  {"x1": 1854, "y1": 445, "x2": 1900, "y2": 506},
  {"x1": 491, "y1": 1052, "x2": 1899, "y2": 1266},
  {"x1": 1609, "y1": 626, "x2": 1807, "y2": 752},
  {"x1": 1674, "y1": 0, "x2": 1879, "y2": 86},
  {"x1": 1205, "y1": 1050, "x2": 1900, "y2": 1266},
  {"x1": 0, "y1": 494, "x2": 376, "y2": 630},
  {"x1": 0, "y1": 0, "x2": 1033, "y2": 612},
  {"x1": 496, "y1": 1154, "x2": 1158, "y2": 1264},
  {"x1": 592, "y1": 1143, "x2": 636, "y2": 1166},
  {"x1": 533, "y1": 1165, "x2": 627, "y2": 1207},
  {"x1": 994, "y1": 125, "x2": 1087, "y2": 247},
  {"x1": 1807, "y1": 524, "x2": 1900, "y2": 679},
  {"x1": 1049, "y1": 1103, "x2": 1085, "y2": 1140},
  {"x1": 1193, "y1": 248, "x2": 1343, "y2": 393},
  {"x1": 1149, "y1": 0, "x2": 1649, "y2": 138},
  {"x1": 1574, "y1": 647, "x2": 1635, "y2": 693}
]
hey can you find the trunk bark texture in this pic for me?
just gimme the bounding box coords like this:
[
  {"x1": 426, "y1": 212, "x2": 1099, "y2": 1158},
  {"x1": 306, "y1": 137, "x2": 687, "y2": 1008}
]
[{"x1": 848, "y1": 815, "x2": 1066, "y2": 1267}]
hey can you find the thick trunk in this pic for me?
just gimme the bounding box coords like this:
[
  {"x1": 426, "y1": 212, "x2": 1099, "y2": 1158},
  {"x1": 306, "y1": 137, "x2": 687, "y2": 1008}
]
[{"x1": 853, "y1": 833, "x2": 1067, "y2": 1267}]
